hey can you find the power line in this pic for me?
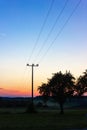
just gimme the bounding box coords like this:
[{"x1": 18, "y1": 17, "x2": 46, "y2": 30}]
[
  {"x1": 34, "y1": 0, "x2": 69, "y2": 62},
  {"x1": 38, "y1": 0, "x2": 81, "y2": 64},
  {"x1": 22, "y1": 1, "x2": 54, "y2": 97},
  {"x1": 28, "y1": 0, "x2": 55, "y2": 63}
]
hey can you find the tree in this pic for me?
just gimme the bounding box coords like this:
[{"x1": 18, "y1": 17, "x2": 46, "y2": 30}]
[
  {"x1": 38, "y1": 71, "x2": 75, "y2": 114},
  {"x1": 48, "y1": 71, "x2": 75, "y2": 114},
  {"x1": 76, "y1": 69, "x2": 87, "y2": 95}
]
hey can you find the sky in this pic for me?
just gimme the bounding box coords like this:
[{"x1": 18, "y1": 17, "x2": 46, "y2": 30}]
[{"x1": 0, "y1": 0, "x2": 87, "y2": 97}]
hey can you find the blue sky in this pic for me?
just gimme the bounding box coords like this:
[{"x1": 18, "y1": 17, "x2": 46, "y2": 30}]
[{"x1": 0, "y1": 0, "x2": 87, "y2": 97}]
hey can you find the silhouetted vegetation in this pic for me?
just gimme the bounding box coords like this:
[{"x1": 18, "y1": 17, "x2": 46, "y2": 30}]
[
  {"x1": 38, "y1": 83, "x2": 50, "y2": 107},
  {"x1": 38, "y1": 70, "x2": 87, "y2": 114},
  {"x1": 75, "y1": 69, "x2": 87, "y2": 95},
  {"x1": 0, "y1": 97, "x2": 30, "y2": 108}
]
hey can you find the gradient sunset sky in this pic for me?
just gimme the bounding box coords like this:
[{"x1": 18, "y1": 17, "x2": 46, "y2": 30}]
[{"x1": 0, "y1": 0, "x2": 87, "y2": 97}]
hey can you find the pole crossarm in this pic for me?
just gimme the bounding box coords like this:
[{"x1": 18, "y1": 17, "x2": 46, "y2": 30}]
[{"x1": 26, "y1": 64, "x2": 39, "y2": 67}]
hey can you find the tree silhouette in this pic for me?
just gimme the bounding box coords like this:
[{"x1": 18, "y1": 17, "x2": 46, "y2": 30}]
[
  {"x1": 38, "y1": 71, "x2": 75, "y2": 114},
  {"x1": 76, "y1": 69, "x2": 87, "y2": 95},
  {"x1": 48, "y1": 71, "x2": 75, "y2": 114}
]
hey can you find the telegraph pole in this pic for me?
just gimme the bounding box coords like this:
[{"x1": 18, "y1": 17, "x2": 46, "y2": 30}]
[{"x1": 26, "y1": 63, "x2": 39, "y2": 112}]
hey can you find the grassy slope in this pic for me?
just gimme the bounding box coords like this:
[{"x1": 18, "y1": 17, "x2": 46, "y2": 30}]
[{"x1": 0, "y1": 109, "x2": 87, "y2": 130}]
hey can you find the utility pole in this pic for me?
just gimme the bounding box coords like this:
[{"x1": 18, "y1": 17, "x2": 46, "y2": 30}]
[{"x1": 26, "y1": 63, "x2": 39, "y2": 112}]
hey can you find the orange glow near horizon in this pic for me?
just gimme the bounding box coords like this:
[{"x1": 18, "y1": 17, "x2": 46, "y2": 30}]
[
  {"x1": 0, "y1": 86, "x2": 39, "y2": 97},
  {"x1": 0, "y1": 76, "x2": 40, "y2": 97}
]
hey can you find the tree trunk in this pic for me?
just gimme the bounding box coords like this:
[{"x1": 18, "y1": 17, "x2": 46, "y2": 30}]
[{"x1": 59, "y1": 102, "x2": 64, "y2": 114}]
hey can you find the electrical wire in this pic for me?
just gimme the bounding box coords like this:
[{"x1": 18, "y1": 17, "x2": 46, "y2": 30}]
[
  {"x1": 34, "y1": 0, "x2": 69, "y2": 62},
  {"x1": 37, "y1": 0, "x2": 81, "y2": 64},
  {"x1": 27, "y1": 0, "x2": 55, "y2": 63},
  {"x1": 22, "y1": 0, "x2": 54, "y2": 97}
]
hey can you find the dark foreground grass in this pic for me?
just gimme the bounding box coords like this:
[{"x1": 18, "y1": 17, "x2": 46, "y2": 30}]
[{"x1": 0, "y1": 108, "x2": 87, "y2": 130}]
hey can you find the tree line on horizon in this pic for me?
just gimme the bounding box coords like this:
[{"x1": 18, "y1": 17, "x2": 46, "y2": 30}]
[{"x1": 38, "y1": 69, "x2": 87, "y2": 114}]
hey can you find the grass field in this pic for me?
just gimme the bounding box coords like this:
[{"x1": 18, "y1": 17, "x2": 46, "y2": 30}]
[{"x1": 0, "y1": 108, "x2": 87, "y2": 130}]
